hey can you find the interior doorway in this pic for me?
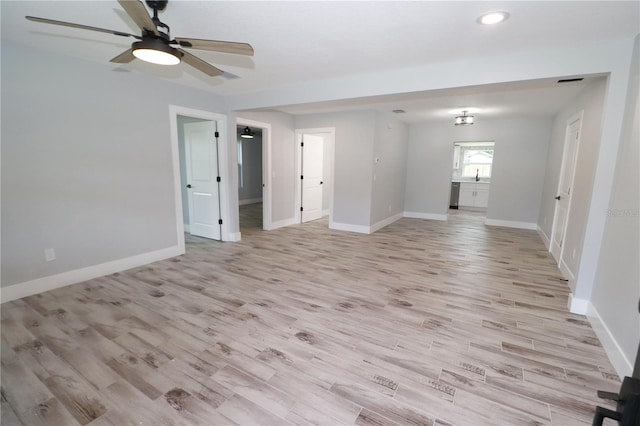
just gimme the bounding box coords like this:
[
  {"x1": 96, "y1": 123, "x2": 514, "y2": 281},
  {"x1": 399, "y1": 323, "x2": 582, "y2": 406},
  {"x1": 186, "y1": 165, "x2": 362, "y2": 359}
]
[
  {"x1": 448, "y1": 141, "x2": 495, "y2": 218},
  {"x1": 236, "y1": 118, "x2": 272, "y2": 231},
  {"x1": 169, "y1": 105, "x2": 230, "y2": 252},
  {"x1": 237, "y1": 125, "x2": 263, "y2": 230},
  {"x1": 295, "y1": 128, "x2": 335, "y2": 225}
]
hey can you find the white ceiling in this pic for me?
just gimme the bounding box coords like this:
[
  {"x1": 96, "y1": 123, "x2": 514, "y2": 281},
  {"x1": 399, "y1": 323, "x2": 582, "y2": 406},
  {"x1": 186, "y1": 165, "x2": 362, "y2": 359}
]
[{"x1": 2, "y1": 1, "x2": 638, "y2": 121}]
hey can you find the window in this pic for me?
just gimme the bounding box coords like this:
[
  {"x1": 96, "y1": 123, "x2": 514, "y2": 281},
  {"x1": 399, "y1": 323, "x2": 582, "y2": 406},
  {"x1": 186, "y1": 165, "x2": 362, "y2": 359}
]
[{"x1": 452, "y1": 142, "x2": 495, "y2": 179}]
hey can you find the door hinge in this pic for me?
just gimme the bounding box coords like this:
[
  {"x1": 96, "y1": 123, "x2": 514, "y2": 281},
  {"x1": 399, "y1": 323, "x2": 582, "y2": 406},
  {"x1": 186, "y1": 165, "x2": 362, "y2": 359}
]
[
  {"x1": 216, "y1": 176, "x2": 221, "y2": 182},
  {"x1": 300, "y1": 207, "x2": 303, "y2": 211},
  {"x1": 300, "y1": 175, "x2": 304, "y2": 180},
  {"x1": 214, "y1": 131, "x2": 219, "y2": 138},
  {"x1": 218, "y1": 219, "x2": 223, "y2": 225},
  {"x1": 301, "y1": 142, "x2": 304, "y2": 147}
]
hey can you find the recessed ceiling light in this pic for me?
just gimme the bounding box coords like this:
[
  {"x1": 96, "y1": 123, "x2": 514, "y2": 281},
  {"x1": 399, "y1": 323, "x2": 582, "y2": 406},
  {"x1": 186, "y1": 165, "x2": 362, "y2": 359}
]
[{"x1": 477, "y1": 11, "x2": 510, "y2": 25}]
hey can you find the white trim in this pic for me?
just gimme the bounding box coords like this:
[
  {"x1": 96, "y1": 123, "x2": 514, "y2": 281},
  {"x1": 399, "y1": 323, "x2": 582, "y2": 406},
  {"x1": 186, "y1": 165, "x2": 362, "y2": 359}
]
[
  {"x1": 586, "y1": 302, "x2": 634, "y2": 378},
  {"x1": 322, "y1": 209, "x2": 330, "y2": 217},
  {"x1": 169, "y1": 105, "x2": 230, "y2": 243},
  {"x1": 329, "y1": 221, "x2": 370, "y2": 234},
  {"x1": 270, "y1": 217, "x2": 297, "y2": 230},
  {"x1": 370, "y1": 212, "x2": 403, "y2": 233},
  {"x1": 236, "y1": 117, "x2": 272, "y2": 232},
  {"x1": 183, "y1": 224, "x2": 191, "y2": 233},
  {"x1": 567, "y1": 293, "x2": 588, "y2": 314},
  {"x1": 537, "y1": 225, "x2": 551, "y2": 249},
  {"x1": 227, "y1": 232, "x2": 241, "y2": 242},
  {"x1": 239, "y1": 197, "x2": 263, "y2": 206},
  {"x1": 484, "y1": 219, "x2": 537, "y2": 230},
  {"x1": 404, "y1": 211, "x2": 448, "y2": 221},
  {"x1": 0, "y1": 246, "x2": 182, "y2": 304},
  {"x1": 295, "y1": 128, "x2": 336, "y2": 225}
]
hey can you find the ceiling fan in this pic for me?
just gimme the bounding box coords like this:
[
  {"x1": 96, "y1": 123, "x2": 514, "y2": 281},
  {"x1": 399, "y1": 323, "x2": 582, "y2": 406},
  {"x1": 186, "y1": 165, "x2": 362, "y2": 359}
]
[{"x1": 25, "y1": 0, "x2": 254, "y2": 77}]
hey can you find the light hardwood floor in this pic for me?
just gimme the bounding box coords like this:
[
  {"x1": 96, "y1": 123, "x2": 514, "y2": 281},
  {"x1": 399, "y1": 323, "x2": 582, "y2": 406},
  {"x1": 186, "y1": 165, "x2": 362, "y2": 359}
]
[{"x1": 1, "y1": 209, "x2": 620, "y2": 425}]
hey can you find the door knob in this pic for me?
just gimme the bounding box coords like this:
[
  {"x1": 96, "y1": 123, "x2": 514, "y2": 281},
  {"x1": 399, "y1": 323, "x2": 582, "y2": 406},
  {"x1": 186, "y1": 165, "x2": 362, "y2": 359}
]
[
  {"x1": 555, "y1": 195, "x2": 561, "y2": 200},
  {"x1": 186, "y1": 184, "x2": 192, "y2": 188}
]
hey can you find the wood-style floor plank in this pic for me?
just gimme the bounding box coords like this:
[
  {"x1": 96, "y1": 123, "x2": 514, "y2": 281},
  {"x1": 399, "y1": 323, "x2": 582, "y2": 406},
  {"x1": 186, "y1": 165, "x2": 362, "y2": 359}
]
[{"x1": 1, "y1": 205, "x2": 621, "y2": 425}]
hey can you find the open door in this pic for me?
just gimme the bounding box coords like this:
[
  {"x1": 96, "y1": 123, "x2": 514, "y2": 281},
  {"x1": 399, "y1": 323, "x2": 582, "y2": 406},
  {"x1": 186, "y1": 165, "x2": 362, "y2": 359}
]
[
  {"x1": 184, "y1": 120, "x2": 222, "y2": 240},
  {"x1": 551, "y1": 113, "x2": 582, "y2": 263},
  {"x1": 301, "y1": 134, "x2": 324, "y2": 223}
]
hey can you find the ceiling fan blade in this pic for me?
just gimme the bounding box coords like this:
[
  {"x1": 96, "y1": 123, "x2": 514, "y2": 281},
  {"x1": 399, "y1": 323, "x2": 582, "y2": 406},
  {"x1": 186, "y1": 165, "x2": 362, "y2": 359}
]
[
  {"x1": 174, "y1": 38, "x2": 254, "y2": 56},
  {"x1": 26, "y1": 16, "x2": 137, "y2": 38},
  {"x1": 110, "y1": 48, "x2": 136, "y2": 63},
  {"x1": 117, "y1": 0, "x2": 159, "y2": 36},
  {"x1": 177, "y1": 49, "x2": 223, "y2": 77}
]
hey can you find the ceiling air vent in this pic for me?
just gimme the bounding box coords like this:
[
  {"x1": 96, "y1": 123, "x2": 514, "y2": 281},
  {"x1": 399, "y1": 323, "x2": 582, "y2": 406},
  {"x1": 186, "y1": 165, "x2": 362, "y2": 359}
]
[{"x1": 557, "y1": 78, "x2": 584, "y2": 83}]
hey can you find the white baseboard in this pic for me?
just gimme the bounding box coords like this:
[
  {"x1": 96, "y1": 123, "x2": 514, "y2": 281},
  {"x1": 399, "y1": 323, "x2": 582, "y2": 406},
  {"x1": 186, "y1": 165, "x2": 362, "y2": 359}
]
[
  {"x1": 227, "y1": 232, "x2": 241, "y2": 242},
  {"x1": 329, "y1": 221, "x2": 370, "y2": 234},
  {"x1": 586, "y1": 302, "x2": 634, "y2": 378},
  {"x1": 404, "y1": 211, "x2": 448, "y2": 221},
  {"x1": 485, "y1": 219, "x2": 537, "y2": 230},
  {"x1": 271, "y1": 217, "x2": 297, "y2": 230},
  {"x1": 537, "y1": 225, "x2": 551, "y2": 249},
  {"x1": 0, "y1": 245, "x2": 183, "y2": 304},
  {"x1": 183, "y1": 223, "x2": 190, "y2": 233},
  {"x1": 239, "y1": 198, "x2": 263, "y2": 206},
  {"x1": 567, "y1": 293, "x2": 588, "y2": 314},
  {"x1": 370, "y1": 212, "x2": 404, "y2": 233}
]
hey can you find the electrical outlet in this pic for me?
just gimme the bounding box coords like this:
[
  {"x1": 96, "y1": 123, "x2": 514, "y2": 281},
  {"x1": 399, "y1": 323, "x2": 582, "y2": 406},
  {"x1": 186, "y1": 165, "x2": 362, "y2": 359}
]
[
  {"x1": 572, "y1": 249, "x2": 576, "y2": 260},
  {"x1": 44, "y1": 248, "x2": 56, "y2": 262}
]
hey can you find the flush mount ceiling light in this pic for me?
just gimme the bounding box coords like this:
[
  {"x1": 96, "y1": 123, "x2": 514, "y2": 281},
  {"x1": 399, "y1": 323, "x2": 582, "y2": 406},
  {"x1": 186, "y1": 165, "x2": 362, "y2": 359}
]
[
  {"x1": 477, "y1": 11, "x2": 510, "y2": 25},
  {"x1": 132, "y1": 39, "x2": 181, "y2": 65},
  {"x1": 240, "y1": 126, "x2": 254, "y2": 139},
  {"x1": 454, "y1": 111, "x2": 475, "y2": 126}
]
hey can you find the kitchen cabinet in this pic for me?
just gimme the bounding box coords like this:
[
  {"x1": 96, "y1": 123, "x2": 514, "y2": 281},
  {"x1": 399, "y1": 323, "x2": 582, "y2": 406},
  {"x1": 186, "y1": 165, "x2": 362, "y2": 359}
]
[{"x1": 459, "y1": 182, "x2": 490, "y2": 209}]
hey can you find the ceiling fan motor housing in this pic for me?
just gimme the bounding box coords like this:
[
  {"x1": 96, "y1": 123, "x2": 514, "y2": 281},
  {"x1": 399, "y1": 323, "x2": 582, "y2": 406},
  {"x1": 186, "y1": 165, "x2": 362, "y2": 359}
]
[{"x1": 145, "y1": 0, "x2": 168, "y2": 11}]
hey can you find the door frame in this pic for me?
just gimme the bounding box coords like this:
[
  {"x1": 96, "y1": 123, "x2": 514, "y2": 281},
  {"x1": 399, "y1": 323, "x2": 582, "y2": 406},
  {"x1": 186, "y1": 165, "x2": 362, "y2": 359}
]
[
  {"x1": 549, "y1": 110, "x2": 583, "y2": 276},
  {"x1": 169, "y1": 105, "x2": 230, "y2": 251},
  {"x1": 294, "y1": 128, "x2": 336, "y2": 224},
  {"x1": 236, "y1": 118, "x2": 272, "y2": 231}
]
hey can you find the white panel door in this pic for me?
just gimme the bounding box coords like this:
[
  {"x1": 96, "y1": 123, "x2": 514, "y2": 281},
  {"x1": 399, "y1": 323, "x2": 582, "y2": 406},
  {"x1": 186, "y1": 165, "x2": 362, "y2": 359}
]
[
  {"x1": 184, "y1": 121, "x2": 221, "y2": 240},
  {"x1": 301, "y1": 134, "x2": 324, "y2": 223},
  {"x1": 551, "y1": 116, "x2": 581, "y2": 261}
]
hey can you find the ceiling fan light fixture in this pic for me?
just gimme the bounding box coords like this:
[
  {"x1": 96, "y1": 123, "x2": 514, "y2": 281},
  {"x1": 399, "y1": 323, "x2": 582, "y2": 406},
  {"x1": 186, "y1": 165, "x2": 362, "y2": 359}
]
[
  {"x1": 132, "y1": 39, "x2": 181, "y2": 65},
  {"x1": 240, "y1": 126, "x2": 254, "y2": 139},
  {"x1": 454, "y1": 111, "x2": 474, "y2": 126}
]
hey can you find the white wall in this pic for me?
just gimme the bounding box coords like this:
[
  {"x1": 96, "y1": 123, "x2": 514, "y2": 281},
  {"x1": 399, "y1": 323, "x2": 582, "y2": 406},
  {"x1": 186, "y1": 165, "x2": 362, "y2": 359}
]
[
  {"x1": 538, "y1": 79, "x2": 608, "y2": 280},
  {"x1": 1, "y1": 41, "x2": 225, "y2": 288},
  {"x1": 405, "y1": 117, "x2": 552, "y2": 225},
  {"x1": 371, "y1": 113, "x2": 409, "y2": 225},
  {"x1": 236, "y1": 111, "x2": 295, "y2": 224},
  {"x1": 295, "y1": 111, "x2": 376, "y2": 227},
  {"x1": 589, "y1": 35, "x2": 639, "y2": 377}
]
